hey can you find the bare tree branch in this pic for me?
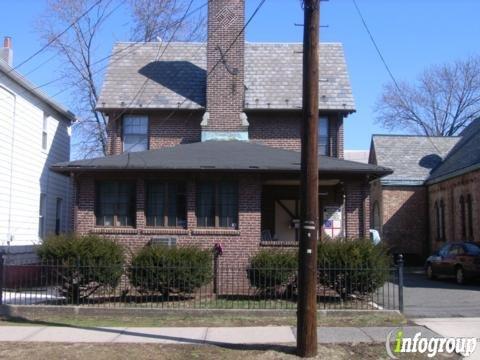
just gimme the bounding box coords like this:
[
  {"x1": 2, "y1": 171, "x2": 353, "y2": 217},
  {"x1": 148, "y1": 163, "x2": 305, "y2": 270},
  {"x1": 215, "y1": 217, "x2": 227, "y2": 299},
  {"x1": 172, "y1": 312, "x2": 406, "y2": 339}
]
[
  {"x1": 128, "y1": 0, "x2": 206, "y2": 42},
  {"x1": 375, "y1": 56, "x2": 480, "y2": 136}
]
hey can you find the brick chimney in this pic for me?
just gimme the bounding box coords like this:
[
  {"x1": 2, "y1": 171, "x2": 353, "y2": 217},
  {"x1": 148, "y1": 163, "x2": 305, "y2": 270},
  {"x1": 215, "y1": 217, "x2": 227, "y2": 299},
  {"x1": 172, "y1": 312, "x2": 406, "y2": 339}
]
[
  {"x1": 201, "y1": 0, "x2": 249, "y2": 141},
  {"x1": 1, "y1": 37, "x2": 13, "y2": 67}
]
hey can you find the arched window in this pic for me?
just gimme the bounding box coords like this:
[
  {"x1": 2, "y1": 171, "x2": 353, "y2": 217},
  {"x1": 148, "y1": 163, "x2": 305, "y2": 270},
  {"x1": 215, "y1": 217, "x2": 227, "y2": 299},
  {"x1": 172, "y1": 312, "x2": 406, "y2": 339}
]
[
  {"x1": 434, "y1": 201, "x2": 440, "y2": 241},
  {"x1": 373, "y1": 201, "x2": 381, "y2": 231},
  {"x1": 460, "y1": 195, "x2": 466, "y2": 240},
  {"x1": 467, "y1": 194, "x2": 474, "y2": 240},
  {"x1": 440, "y1": 199, "x2": 445, "y2": 241}
]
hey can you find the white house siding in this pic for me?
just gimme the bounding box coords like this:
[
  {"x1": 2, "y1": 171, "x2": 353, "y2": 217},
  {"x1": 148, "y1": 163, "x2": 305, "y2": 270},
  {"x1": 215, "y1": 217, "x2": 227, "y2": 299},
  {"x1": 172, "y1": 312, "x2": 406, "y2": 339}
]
[{"x1": 0, "y1": 74, "x2": 71, "y2": 249}]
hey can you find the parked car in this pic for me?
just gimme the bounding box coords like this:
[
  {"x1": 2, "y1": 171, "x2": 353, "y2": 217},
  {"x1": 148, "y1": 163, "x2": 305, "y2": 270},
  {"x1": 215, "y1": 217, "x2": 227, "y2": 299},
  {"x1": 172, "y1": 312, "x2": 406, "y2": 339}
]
[{"x1": 425, "y1": 242, "x2": 480, "y2": 284}]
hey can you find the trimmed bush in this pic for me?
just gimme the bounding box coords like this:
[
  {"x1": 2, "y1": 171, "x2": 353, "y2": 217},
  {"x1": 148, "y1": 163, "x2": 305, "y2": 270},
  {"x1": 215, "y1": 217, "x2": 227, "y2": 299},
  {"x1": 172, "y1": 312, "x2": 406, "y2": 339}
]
[
  {"x1": 247, "y1": 250, "x2": 297, "y2": 293},
  {"x1": 129, "y1": 246, "x2": 213, "y2": 295},
  {"x1": 247, "y1": 240, "x2": 391, "y2": 298},
  {"x1": 317, "y1": 238, "x2": 391, "y2": 297},
  {"x1": 37, "y1": 234, "x2": 125, "y2": 303}
]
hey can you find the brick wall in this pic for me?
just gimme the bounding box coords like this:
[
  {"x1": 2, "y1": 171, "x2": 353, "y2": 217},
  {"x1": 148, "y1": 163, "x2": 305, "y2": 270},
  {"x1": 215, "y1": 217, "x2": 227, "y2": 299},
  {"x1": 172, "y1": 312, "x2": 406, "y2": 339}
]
[
  {"x1": 248, "y1": 111, "x2": 344, "y2": 155},
  {"x1": 378, "y1": 185, "x2": 428, "y2": 259},
  {"x1": 344, "y1": 180, "x2": 370, "y2": 239},
  {"x1": 106, "y1": 110, "x2": 344, "y2": 156},
  {"x1": 75, "y1": 173, "x2": 262, "y2": 267},
  {"x1": 428, "y1": 169, "x2": 480, "y2": 250}
]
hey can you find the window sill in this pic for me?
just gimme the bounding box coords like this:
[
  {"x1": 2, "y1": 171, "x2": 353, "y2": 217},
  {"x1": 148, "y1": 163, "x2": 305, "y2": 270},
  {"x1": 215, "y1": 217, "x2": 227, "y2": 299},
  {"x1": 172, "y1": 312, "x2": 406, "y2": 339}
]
[
  {"x1": 260, "y1": 241, "x2": 298, "y2": 247},
  {"x1": 141, "y1": 228, "x2": 189, "y2": 235},
  {"x1": 191, "y1": 228, "x2": 240, "y2": 236},
  {"x1": 90, "y1": 227, "x2": 138, "y2": 235}
]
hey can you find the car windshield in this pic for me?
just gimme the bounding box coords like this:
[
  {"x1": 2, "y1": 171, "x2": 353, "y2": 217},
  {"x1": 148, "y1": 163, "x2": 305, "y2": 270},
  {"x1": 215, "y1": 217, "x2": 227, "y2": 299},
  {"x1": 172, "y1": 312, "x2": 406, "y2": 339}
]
[{"x1": 464, "y1": 243, "x2": 480, "y2": 255}]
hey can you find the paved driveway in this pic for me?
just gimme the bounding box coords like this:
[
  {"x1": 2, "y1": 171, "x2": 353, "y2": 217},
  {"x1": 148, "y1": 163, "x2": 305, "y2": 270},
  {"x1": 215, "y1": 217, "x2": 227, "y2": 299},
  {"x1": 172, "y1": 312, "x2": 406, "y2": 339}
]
[{"x1": 403, "y1": 272, "x2": 480, "y2": 318}]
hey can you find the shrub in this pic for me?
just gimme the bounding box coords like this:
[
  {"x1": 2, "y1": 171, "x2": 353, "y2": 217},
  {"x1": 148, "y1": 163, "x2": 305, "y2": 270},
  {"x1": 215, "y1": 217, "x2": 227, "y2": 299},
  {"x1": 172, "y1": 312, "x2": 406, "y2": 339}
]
[
  {"x1": 317, "y1": 238, "x2": 391, "y2": 297},
  {"x1": 247, "y1": 250, "x2": 297, "y2": 294},
  {"x1": 37, "y1": 234, "x2": 125, "y2": 303},
  {"x1": 129, "y1": 246, "x2": 213, "y2": 295}
]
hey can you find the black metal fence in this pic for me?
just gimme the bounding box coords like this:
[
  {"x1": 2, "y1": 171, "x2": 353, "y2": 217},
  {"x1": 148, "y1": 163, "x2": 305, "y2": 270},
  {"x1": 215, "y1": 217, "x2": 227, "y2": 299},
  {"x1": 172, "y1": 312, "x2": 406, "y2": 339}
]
[{"x1": 0, "y1": 256, "x2": 404, "y2": 311}]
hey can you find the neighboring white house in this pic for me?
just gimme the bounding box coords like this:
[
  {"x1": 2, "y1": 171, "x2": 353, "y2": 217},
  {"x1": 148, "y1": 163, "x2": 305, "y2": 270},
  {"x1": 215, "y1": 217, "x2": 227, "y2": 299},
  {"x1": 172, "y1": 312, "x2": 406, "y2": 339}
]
[{"x1": 0, "y1": 37, "x2": 75, "y2": 261}]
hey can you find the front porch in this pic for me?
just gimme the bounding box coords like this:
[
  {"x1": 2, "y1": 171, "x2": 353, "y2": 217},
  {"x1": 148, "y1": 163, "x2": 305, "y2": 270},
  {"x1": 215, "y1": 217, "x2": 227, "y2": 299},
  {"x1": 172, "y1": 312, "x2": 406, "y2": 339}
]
[{"x1": 52, "y1": 140, "x2": 391, "y2": 263}]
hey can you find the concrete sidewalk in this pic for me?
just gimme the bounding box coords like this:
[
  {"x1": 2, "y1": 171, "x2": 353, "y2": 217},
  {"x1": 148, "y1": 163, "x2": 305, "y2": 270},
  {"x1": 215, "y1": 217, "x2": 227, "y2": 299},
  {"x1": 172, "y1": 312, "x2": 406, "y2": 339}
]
[
  {"x1": 0, "y1": 325, "x2": 435, "y2": 345},
  {"x1": 414, "y1": 318, "x2": 480, "y2": 360}
]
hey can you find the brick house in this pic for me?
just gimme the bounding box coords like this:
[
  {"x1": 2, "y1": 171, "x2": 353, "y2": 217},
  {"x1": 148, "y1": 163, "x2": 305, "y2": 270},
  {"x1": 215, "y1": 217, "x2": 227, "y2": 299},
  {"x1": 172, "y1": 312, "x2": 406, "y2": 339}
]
[
  {"x1": 370, "y1": 120, "x2": 480, "y2": 263},
  {"x1": 52, "y1": 0, "x2": 391, "y2": 267}
]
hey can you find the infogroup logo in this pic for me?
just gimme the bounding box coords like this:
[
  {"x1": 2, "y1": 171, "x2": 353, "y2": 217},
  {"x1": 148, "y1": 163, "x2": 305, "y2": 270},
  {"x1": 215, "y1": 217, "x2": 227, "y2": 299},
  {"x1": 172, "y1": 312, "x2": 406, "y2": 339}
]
[{"x1": 386, "y1": 328, "x2": 477, "y2": 358}]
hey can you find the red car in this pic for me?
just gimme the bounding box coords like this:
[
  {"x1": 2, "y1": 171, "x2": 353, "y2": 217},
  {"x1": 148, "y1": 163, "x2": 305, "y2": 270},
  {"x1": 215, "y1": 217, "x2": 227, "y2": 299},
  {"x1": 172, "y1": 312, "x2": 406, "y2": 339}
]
[{"x1": 426, "y1": 242, "x2": 480, "y2": 284}]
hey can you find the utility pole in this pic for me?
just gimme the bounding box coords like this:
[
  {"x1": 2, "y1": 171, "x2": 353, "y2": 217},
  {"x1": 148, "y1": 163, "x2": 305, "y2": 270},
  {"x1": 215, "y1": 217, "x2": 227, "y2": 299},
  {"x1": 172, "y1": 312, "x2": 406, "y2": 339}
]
[{"x1": 297, "y1": 0, "x2": 320, "y2": 358}]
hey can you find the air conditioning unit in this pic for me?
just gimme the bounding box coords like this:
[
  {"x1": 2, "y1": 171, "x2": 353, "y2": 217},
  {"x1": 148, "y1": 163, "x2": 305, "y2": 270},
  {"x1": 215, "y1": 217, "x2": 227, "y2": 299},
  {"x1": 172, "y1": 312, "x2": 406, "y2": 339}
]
[{"x1": 150, "y1": 237, "x2": 177, "y2": 247}]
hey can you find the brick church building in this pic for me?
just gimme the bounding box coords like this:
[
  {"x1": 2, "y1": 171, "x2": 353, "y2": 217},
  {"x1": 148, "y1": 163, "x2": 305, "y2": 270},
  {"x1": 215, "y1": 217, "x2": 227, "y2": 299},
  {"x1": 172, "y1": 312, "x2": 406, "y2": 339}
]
[
  {"x1": 370, "y1": 119, "x2": 480, "y2": 264},
  {"x1": 53, "y1": 0, "x2": 391, "y2": 266}
]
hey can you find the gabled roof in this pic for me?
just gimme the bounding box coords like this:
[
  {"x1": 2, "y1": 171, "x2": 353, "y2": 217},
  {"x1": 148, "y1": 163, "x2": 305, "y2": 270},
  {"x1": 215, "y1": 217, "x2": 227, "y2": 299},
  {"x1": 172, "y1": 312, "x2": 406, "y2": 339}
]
[
  {"x1": 427, "y1": 119, "x2": 480, "y2": 184},
  {"x1": 0, "y1": 59, "x2": 75, "y2": 122},
  {"x1": 52, "y1": 140, "x2": 390, "y2": 178},
  {"x1": 370, "y1": 135, "x2": 460, "y2": 185},
  {"x1": 97, "y1": 42, "x2": 355, "y2": 112}
]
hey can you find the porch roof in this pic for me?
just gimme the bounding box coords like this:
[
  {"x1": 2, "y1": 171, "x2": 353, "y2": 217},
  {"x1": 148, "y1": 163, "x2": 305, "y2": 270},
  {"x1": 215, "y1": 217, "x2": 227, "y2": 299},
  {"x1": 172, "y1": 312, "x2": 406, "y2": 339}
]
[{"x1": 52, "y1": 141, "x2": 392, "y2": 178}]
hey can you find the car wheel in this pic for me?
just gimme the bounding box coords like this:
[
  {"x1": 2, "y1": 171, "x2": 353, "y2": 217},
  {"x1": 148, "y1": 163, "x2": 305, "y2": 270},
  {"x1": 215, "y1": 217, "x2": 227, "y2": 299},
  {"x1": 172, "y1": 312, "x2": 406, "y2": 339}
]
[
  {"x1": 456, "y1": 267, "x2": 465, "y2": 285},
  {"x1": 426, "y1": 264, "x2": 436, "y2": 280}
]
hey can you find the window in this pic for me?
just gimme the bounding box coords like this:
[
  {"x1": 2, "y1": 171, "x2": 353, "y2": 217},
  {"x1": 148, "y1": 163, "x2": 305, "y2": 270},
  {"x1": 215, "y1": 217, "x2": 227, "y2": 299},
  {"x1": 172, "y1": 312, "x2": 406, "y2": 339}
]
[
  {"x1": 318, "y1": 117, "x2": 329, "y2": 156},
  {"x1": 55, "y1": 198, "x2": 63, "y2": 235},
  {"x1": 42, "y1": 114, "x2": 48, "y2": 150},
  {"x1": 96, "y1": 182, "x2": 135, "y2": 226},
  {"x1": 123, "y1": 115, "x2": 148, "y2": 152},
  {"x1": 464, "y1": 243, "x2": 480, "y2": 255},
  {"x1": 39, "y1": 193, "x2": 46, "y2": 239},
  {"x1": 467, "y1": 194, "x2": 474, "y2": 240},
  {"x1": 196, "y1": 181, "x2": 238, "y2": 228},
  {"x1": 373, "y1": 201, "x2": 380, "y2": 231},
  {"x1": 434, "y1": 201, "x2": 440, "y2": 241},
  {"x1": 460, "y1": 195, "x2": 466, "y2": 240},
  {"x1": 439, "y1": 200, "x2": 445, "y2": 241},
  {"x1": 438, "y1": 244, "x2": 450, "y2": 257},
  {"x1": 146, "y1": 182, "x2": 186, "y2": 227}
]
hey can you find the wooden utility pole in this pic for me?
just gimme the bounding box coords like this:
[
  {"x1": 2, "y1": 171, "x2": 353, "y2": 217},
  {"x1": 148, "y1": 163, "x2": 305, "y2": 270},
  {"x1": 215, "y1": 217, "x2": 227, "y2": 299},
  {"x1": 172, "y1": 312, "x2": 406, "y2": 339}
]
[{"x1": 297, "y1": 0, "x2": 320, "y2": 357}]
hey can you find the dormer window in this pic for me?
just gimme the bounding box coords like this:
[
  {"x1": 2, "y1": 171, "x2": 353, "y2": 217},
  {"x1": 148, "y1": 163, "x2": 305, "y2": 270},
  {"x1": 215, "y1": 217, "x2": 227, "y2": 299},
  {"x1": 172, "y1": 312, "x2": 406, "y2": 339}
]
[
  {"x1": 318, "y1": 117, "x2": 329, "y2": 156},
  {"x1": 123, "y1": 115, "x2": 148, "y2": 152}
]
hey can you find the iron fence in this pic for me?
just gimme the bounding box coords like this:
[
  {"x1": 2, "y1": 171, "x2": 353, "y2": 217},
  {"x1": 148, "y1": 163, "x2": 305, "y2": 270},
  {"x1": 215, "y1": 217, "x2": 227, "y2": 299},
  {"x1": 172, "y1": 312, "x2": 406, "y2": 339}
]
[{"x1": 0, "y1": 255, "x2": 404, "y2": 311}]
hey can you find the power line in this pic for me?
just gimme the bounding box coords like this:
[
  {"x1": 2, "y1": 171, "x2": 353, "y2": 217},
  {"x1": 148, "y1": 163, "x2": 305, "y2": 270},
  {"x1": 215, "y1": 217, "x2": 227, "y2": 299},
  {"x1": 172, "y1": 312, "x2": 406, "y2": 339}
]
[
  {"x1": 99, "y1": 0, "x2": 267, "y2": 159},
  {"x1": 351, "y1": 0, "x2": 401, "y2": 92},
  {"x1": 4, "y1": 1, "x2": 209, "y2": 105},
  {"x1": 10, "y1": 0, "x2": 105, "y2": 72},
  {"x1": 351, "y1": 0, "x2": 442, "y2": 151}
]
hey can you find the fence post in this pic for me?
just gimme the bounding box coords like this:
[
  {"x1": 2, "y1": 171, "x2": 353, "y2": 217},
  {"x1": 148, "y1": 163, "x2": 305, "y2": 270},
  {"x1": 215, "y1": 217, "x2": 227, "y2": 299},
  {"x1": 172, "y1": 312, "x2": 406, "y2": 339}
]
[
  {"x1": 397, "y1": 254, "x2": 404, "y2": 313},
  {"x1": 0, "y1": 251, "x2": 4, "y2": 306}
]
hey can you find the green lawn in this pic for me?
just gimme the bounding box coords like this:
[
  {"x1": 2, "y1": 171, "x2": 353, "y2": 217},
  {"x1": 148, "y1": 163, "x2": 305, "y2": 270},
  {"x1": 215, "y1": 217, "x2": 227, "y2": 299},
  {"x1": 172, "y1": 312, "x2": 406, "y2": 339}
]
[{"x1": 0, "y1": 312, "x2": 407, "y2": 328}]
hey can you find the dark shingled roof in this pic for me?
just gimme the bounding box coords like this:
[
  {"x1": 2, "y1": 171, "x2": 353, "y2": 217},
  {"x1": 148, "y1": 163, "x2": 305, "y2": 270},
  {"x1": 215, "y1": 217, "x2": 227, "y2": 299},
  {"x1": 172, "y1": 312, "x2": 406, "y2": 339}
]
[
  {"x1": 96, "y1": 42, "x2": 355, "y2": 112},
  {"x1": 371, "y1": 135, "x2": 460, "y2": 185},
  {"x1": 52, "y1": 141, "x2": 391, "y2": 178},
  {"x1": 427, "y1": 119, "x2": 480, "y2": 184}
]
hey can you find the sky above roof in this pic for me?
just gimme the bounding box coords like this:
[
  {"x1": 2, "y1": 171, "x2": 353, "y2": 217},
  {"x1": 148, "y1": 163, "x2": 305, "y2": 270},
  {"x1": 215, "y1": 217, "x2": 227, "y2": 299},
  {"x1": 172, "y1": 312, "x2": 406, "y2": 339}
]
[{"x1": 2, "y1": 0, "x2": 480, "y2": 150}]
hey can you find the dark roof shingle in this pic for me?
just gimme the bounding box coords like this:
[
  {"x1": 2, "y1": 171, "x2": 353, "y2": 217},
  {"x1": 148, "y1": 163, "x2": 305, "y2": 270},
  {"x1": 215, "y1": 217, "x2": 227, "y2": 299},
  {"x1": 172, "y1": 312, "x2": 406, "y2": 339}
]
[
  {"x1": 427, "y1": 119, "x2": 480, "y2": 183},
  {"x1": 52, "y1": 141, "x2": 390, "y2": 177}
]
